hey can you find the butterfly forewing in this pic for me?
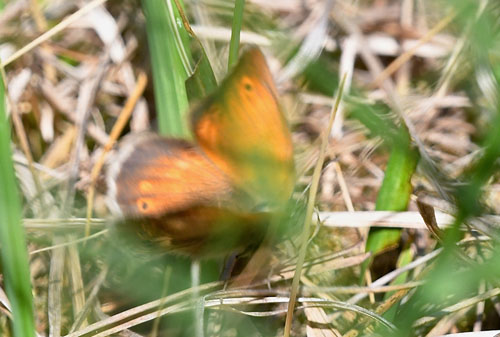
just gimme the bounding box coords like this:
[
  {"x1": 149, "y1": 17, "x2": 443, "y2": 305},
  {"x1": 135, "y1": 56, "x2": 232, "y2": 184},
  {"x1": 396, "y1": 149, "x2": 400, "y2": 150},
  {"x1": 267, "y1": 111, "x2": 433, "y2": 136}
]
[{"x1": 191, "y1": 48, "x2": 295, "y2": 207}]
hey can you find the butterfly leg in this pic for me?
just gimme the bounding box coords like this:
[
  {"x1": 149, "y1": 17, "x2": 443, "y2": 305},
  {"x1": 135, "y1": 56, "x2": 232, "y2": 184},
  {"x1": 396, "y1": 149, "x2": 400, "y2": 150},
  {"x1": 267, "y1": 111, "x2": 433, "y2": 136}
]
[{"x1": 220, "y1": 251, "x2": 239, "y2": 287}]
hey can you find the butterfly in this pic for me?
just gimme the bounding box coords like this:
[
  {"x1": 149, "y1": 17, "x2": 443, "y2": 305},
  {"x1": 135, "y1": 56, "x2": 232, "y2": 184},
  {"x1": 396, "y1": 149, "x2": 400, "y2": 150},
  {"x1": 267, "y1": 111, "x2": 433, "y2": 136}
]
[{"x1": 106, "y1": 48, "x2": 295, "y2": 256}]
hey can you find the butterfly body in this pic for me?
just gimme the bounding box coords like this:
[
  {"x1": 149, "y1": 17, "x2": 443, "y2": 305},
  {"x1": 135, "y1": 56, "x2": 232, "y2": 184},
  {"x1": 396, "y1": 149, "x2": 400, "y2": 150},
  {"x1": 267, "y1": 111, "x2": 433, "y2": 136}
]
[{"x1": 106, "y1": 48, "x2": 294, "y2": 256}]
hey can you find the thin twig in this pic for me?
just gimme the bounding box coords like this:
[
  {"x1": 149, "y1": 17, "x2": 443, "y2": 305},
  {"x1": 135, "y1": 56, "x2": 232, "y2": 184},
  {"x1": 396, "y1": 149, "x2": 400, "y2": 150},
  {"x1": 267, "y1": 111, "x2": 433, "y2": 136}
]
[
  {"x1": 371, "y1": 11, "x2": 456, "y2": 88},
  {"x1": 85, "y1": 71, "x2": 147, "y2": 236},
  {"x1": 63, "y1": 56, "x2": 109, "y2": 215},
  {"x1": 1, "y1": 0, "x2": 109, "y2": 67},
  {"x1": 283, "y1": 74, "x2": 347, "y2": 337}
]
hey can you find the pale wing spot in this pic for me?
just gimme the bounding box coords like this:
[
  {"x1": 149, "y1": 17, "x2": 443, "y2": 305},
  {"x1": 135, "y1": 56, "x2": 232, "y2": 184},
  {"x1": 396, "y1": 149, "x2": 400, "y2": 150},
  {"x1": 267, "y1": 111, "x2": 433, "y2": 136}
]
[
  {"x1": 139, "y1": 181, "x2": 154, "y2": 193},
  {"x1": 165, "y1": 170, "x2": 183, "y2": 180},
  {"x1": 176, "y1": 160, "x2": 190, "y2": 169}
]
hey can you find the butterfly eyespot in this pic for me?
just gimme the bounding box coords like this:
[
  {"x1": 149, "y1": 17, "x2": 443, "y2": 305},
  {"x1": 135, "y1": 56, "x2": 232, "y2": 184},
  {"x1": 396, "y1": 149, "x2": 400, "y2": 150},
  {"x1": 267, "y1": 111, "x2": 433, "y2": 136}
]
[
  {"x1": 241, "y1": 77, "x2": 253, "y2": 91},
  {"x1": 139, "y1": 200, "x2": 149, "y2": 211}
]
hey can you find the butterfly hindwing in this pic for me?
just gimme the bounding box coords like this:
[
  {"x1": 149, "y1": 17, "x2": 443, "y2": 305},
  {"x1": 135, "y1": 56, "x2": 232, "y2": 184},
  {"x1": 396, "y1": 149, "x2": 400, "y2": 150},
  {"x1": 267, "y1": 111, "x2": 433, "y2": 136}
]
[{"x1": 106, "y1": 133, "x2": 233, "y2": 218}]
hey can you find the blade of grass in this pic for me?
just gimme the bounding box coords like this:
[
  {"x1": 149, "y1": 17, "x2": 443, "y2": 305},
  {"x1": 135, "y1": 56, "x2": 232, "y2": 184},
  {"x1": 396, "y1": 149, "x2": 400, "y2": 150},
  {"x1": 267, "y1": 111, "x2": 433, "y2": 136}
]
[
  {"x1": 228, "y1": 0, "x2": 245, "y2": 69},
  {"x1": 283, "y1": 74, "x2": 347, "y2": 337},
  {"x1": 0, "y1": 73, "x2": 35, "y2": 336},
  {"x1": 365, "y1": 133, "x2": 419, "y2": 255},
  {"x1": 455, "y1": 111, "x2": 500, "y2": 221},
  {"x1": 390, "y1": 54, "x2": 500, "y2": 331},
  {"x1": 349, "y1": 102, "x2": 419, "y2": 285},
  {"x1": 185, "y1": 51, "x2": 218, "y2": 101},
  {"x1": 142, "y1": 0, "x2": 192, "y2": 137},
  {"x1": 382, "y1": 246, "x2": 414, "y2": 321},
  {"x1": 172, "y1": 0, "x2": 218, "y2": 100},
  {"x1": 166, "y1": 0, "x2": 194, "y2": 75}
]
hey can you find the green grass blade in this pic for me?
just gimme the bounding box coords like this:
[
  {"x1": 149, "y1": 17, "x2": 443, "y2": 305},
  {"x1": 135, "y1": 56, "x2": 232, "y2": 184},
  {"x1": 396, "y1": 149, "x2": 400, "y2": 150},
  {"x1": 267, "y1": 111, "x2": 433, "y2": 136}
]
[
  {"x1": 349, "y1": 102, "x2": 419, "y2": 282},
  {"x1": 228, "y1": 0, "x2": 245, "y2": 69},
  {"x1": 303, "y1": 56, "x2": 340, "y2": 96},
  {"x1": 179, "y1": 4, "x2": 218, "y2": 101},
  {"x1": 185, "y1": 51, "x2": 218, "y2": 102},
  {"x1": 142, "y1": 0, "x2": 192, "y2": 137},
  {"x1": 366, "y1": 132, "x2": 419, "y2": 252},
  {"x1": 382, "y1": 246, "x2": 414, "y2": 320},
  {"x1": 0, "y1": 76, "x2": 36, "y2": 336},
  {"x1": 385, "y1": 5, "x2": 500, "y2": 332},
  {"x1": 374, "y1": 131, "x2": 418, "y2": 211},
  {"x1": 455, "y1": 110, "x2": 500, "y2": 220}
]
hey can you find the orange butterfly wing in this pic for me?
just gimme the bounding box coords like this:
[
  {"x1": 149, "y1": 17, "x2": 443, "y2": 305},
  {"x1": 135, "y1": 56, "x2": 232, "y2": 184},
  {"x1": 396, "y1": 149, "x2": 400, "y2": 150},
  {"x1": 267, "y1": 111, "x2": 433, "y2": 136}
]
[
  {"x1": 106, "y1": 133, "x2": 234, "y2": 218},
  {"x1": 191, "y1": 48, "x2": 295, "y2": 207},
  {"x1": 106, "y1": 48, "x2": 293, "y2": 255}
]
